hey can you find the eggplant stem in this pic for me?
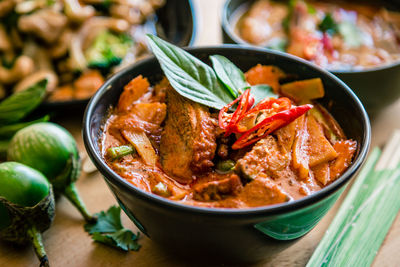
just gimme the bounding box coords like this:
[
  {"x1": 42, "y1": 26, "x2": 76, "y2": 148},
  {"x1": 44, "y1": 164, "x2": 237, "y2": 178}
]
[
  {"x1": 63, "y1": 183, "x2": 97, "y2": 223},
  {"x1": 26, "y1": 226, "x2": 49, "y2": 267}
]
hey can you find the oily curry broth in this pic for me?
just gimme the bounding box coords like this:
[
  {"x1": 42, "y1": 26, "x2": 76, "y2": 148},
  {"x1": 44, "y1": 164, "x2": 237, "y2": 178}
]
[
  {"x1": 234, "y1": 0, "x2": 400, "y2": 70},
  {"x1": 101, "y1": 65, "x2": 357, "y2": 209}
]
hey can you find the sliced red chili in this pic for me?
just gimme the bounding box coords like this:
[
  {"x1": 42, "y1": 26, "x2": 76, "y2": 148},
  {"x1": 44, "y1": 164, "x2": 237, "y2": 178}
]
[
  {"x1": 219, "y1": 89, "x2": 254, "y2": 136},
  {"x1": 322, "y1": 33, "x2": 334, "y2": 55},
  {"x1": 233, "y1": 97, "x2": 292, "y2": 133},
  {"x1": 218, "y1": 96, "x2": 241, "y2": 130},
  {"x1": 232, "y1": 104, "x2": 313, "y2": 149},
  {"x1": 226, "y1": 89, "x2": 253, "y2": 135}
]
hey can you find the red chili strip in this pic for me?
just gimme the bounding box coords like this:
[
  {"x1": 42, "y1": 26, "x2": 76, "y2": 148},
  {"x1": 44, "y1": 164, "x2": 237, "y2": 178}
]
[
  {"x1": 233, "y1": 97, "x2": 292, "y2": 133},
  {"x1": 232, "y1": 104, "x2": 313, "y2": 149},
  {"x1": 219, "y1": 89, "x2": 254, "y2": 136}
]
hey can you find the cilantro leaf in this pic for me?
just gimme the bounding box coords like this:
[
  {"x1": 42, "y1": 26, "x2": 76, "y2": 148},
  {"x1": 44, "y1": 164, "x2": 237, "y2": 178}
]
[
  {"x1": 84, "y1": 205, "x2": 123, "y2": 234},
  {"x1": 84, "y1": 205, "x2": 141, "y2": 251},
  {"x1": 318, "y1": 13, "x2": 338, "y2": 35},
  {"x1": 92, "y1": 229, "x2": 141, "y2": 252}
]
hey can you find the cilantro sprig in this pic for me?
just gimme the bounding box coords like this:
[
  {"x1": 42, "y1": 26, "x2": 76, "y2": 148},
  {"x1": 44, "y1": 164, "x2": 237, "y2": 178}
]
[{"x1": 84, "y1": 206, "x2": 141, "y2": 251}]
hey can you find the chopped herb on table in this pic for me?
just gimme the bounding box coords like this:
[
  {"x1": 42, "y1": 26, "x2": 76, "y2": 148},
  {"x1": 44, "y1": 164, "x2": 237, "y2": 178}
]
[{"x1": 84, "y1": 206, "x2": 141, "y2": 251}]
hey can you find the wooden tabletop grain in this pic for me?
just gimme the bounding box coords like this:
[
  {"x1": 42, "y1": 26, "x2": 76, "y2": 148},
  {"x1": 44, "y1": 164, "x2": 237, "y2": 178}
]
[{"x1": 0, "y1": 0, "x2": 399, "y2": 266}]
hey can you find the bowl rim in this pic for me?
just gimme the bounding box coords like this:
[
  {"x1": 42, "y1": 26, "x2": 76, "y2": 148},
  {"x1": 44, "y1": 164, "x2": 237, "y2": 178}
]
[
  {"x1": 220, "y1": 0, "x2": 400, "y2": 74},
  {"x1": 83, "y1": 45, "x2": 371, "y2": 217}
]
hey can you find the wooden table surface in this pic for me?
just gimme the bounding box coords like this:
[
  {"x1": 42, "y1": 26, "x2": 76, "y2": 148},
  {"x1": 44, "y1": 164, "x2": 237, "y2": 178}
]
[{"x1": 1, "y1": 0, "x2": 399, "y2": 266}]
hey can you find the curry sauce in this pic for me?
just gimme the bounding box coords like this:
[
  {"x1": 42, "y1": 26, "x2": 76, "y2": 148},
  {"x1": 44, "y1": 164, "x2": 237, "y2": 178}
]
[{"x1": 100, "y1": 65, "x2": 356, "y2": 209}]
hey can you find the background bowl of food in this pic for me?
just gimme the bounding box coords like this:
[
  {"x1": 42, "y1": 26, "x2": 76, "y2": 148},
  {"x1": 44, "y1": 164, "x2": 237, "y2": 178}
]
[
  {"x1": 0, "y1": 0, "x2": 196, "y2": 112},
  {"x1": 222, "y1": 0, "x2": 400, "y2": 115},
  {"x1": 83, "y1": 37, "x2": 370, "y2": 262}
]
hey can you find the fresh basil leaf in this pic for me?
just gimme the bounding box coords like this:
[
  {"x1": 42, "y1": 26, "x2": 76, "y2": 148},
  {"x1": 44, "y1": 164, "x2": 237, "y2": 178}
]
[
  {"x1": 210, "y1": 55, "x2": 245, "y2": 98},
  {"x1": 0, "y1": 115, "x2": 50, "y2": 138},
  {"x1": 92, "y1": 229, "x2": 141, "y2": 252},
  {"x1": 338, "y1": 21, "x2": 363, "y2": 48},
  {"x1": 249, "y1": 85, "x2": 278, "y2": 105},
  {"x1": 0, "y1": 79, "x2": 47, "y2": 125},
  {"x1": 146, "y1": 34, "x2": 234, "y2": 110},
  {"x1": 84, "y1": 205, "x2": 123, "y2": 234},
  {"x1": 319, "y1": 13, "x2": 338, "y2": 35}
]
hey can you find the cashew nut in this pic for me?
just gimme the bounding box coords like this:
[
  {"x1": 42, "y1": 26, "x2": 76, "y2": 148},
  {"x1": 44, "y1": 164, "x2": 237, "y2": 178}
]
[
  {"x1": 50, "y1": 30, "x2": 73, "y2": 58},
  {"x1": 0, "y1": 0, "x2": 15, "y2": 17},
  {"x1": 15, "y1": 0, "x2": 49, "y2": 14},
  {"x1": 0, "y1": 25, "x2": 12, "y2": 51},
  {"x1": 13, "y1": 70, "x2": 58, "y2": 93},
  {"x1": 0, "y1": 55, "x2": 35, "y2": 84},
  {"x1": 63, "y1": 0, "x2": 95, "y2": 23},
  {"x1": 18, "y1": 9, "x2": 68, "y2": 43}
]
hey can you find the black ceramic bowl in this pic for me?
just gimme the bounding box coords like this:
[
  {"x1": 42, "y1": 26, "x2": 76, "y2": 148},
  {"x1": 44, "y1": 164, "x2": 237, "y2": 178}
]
[
  {"x1": 83, "y1": 46, "x2": 370, "y2": 263},
  {"x1": 221, "y1": 0, "x2": 400, "y2": 115},
  {"x1": 39, "y1": 0, "x2": 197, "y2": 113}
]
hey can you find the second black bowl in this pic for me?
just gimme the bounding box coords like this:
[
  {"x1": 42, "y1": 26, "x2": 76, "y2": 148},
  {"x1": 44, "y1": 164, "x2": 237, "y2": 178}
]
[{"x1": 221, "y1": 0, "x2": 400, "y2": 115}]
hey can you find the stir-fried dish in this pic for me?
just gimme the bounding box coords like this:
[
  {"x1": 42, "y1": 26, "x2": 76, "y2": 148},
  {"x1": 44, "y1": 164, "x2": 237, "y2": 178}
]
[
  {"x1": 234, "y1": 0, "x2": 400, "y2": 70},
  {"x1": 100, "y1": 37, "x2": 357, "y2": 208},
  {"x1": 0, "y1": 0, "x2": 164, "y2": 102}
]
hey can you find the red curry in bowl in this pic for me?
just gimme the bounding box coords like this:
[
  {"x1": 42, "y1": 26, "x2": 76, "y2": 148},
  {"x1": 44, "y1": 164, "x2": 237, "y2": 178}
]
[{"x1": 100, "y1": 63, "x2": 357, "y2": 209}]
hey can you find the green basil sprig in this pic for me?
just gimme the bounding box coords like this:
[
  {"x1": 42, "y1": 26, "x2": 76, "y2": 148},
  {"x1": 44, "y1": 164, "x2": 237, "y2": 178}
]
[
  {"x1": 146, "y1": 35, "x2": 234, "y2": 110},
  {"x1": 0, "y1": 79, "x2": 47, "y2": 124},
  {"x1": 146, "y1": 35, "x2": 278, "y2": 109},
  {"x1": 210, "y1": 55, "x2": 278, "y2": 104},
  {"x1": 210, "y1": 55, "x2": 245, "y2": 98}
]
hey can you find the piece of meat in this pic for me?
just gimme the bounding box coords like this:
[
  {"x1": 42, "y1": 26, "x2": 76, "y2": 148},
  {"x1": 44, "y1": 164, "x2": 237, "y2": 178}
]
[
  {"x1": 236, "y1": 176, "x2": 290, "y2": 207},
  {"x1": 235, "y1": 135, "x2": 289, "y2": 180},
  {"x1": 192, "y1": 173, "x2": 242, "y2": 201},
  {"x1": 329, "y1": 140, "x2": 357, "y2": 181},
  {"x1": 152, "y1": 76, "x2": 170, "y2": 102},
  {"x1": 160, "y1": 89, "x2": 217, "y2": 184},
  {"x1": 130, "y1": 102, "x2": 167, "y2": 125},
  {"x1": 312, "y1": 162, "x2": 330, "y2": 185},
  {"x1": 117, "y1": 75, "x2": 150, "y2": 112}
]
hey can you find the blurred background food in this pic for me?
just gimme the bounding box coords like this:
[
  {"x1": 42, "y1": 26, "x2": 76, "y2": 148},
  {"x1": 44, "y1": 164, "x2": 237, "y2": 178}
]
[
  {"x1": 230, "y1": 0, "x2": 400, "y2": 70},
  {"x1": 0, "y1": 0, "x2": 165, "y2": 103},
  {"x1": 222, "y1": 0, "x2": 400, "y2": 115}
]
